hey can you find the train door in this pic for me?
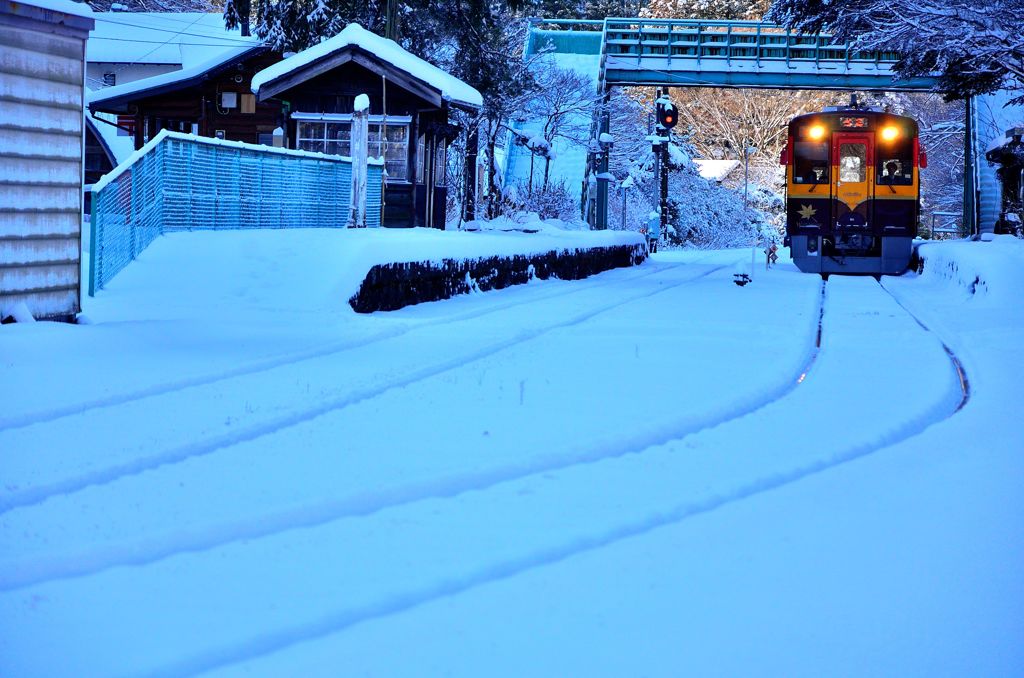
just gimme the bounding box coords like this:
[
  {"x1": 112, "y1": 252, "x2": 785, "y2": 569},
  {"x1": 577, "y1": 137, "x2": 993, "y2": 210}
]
[{"x1": 831, "y1": 131, "x2": 872, "y2": 229}]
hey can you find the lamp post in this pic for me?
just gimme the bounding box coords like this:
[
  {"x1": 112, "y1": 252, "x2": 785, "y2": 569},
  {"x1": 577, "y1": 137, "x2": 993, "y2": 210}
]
[
  {"x1": 620, "y1": 175, "x2": 633, "y2": 230},
  {"x1": 743, "y1": 143, "x2": 757, "y2": 210},
  {"x1": 744, "y1": 143, "x2": 758, "y2": 276}
]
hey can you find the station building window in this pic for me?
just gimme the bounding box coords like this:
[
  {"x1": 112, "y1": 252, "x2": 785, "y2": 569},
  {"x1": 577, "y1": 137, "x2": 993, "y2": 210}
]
[{"x1": 294, "y1": 113, "x2": 410, "y2": 181}]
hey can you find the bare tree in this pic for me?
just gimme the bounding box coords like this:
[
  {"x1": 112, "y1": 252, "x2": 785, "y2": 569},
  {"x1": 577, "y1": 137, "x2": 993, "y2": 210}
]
[
  {"x1": 521, "y1": 60, "x2": 601, "y2": 190},
  {"x1": 670, "y1": 88, "x2": 832, "y2": 169},
  {"x1": 88, "y1": 0, "x2": 220, "y2": 11}
]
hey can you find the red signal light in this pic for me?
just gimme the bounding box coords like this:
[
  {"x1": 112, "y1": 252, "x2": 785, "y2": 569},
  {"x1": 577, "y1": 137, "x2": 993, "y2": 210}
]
[{"x1": 656, "y1": 100, "x2": 679, "y2": 130}]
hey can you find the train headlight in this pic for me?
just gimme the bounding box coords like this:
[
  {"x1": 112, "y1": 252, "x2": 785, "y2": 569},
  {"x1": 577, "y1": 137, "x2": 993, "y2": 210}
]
[
  {"x1": 808, "y1": 125, "x2": 826, "y2": 140},
  {"x1": 881, "y1": 126, "x2": 900, "y2": 141}
]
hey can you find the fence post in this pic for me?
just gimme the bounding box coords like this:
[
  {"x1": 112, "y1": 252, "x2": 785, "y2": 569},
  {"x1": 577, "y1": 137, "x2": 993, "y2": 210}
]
[
  {"x1": 88, "y1": 191, "x2": 98, "y2": 296},
  {"x1": 348, "y1": 93, "x2": 370, "y2": 228},
  {"x1": 130, "y1": 161, "x2": 138, "y2": 258}
]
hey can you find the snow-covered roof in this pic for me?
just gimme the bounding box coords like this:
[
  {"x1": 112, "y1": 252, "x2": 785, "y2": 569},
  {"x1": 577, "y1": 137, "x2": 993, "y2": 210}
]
[
  {"x1": 251, "y1": 23, "x2": 483, "y2": 110},
  {"x1": 88, "y1": 12, "x2": 252, "y2": 67},
  {"x1": 86, "y1": 113, "x2": 134, "y2": 168},
  {"x1": 17, "y1": 0, "x2": 93, "y2": 19},
  {"x1": 88, "y1": 43, "x2": 264, "y2": 109},
  {"x1": 694, "y1": 159, "x2": 740, "y2": 182}
]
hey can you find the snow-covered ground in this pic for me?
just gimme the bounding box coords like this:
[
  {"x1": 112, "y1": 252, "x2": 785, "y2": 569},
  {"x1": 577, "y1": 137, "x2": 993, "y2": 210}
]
[{"x1": 1, "y1": 232, "x2": 1022, "y2": 677}]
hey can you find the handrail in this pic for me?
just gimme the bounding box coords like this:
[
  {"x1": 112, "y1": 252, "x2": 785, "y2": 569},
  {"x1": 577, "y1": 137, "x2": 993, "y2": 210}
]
[{"x1": 581, "y1": 17, "x2": 900, "y2": 64}]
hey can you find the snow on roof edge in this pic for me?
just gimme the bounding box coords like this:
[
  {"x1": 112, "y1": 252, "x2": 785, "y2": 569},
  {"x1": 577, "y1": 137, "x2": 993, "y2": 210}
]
[
  {"x1": 86, "y1": 115, "x2": 134, "y2": 166},
  {"x1": 251, "y1": 23, "x2": 482, "y2": 109},
  {"x1": 88, "y1": 43, "x2": 263, "y2": 107},
  {"x1": 17, "y1": 0, "x2": 93, "y2": 19}
]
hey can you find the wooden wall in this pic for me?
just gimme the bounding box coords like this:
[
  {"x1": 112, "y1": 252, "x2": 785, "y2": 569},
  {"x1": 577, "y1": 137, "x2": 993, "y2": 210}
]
[
  {"x1": 130, "y1": 51, "x2": 283, "y2": 148},
  {"x1": 278, "y1": 60, "x2": 453, "y2": 228},
  {"x1": 0, "y1": 3, "x2": 93, "y2": 321}
]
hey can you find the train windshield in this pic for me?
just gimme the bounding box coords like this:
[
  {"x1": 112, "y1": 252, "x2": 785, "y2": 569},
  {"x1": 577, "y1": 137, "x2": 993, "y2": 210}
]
[
  {"x1": 839, "y1": 143, "x2": 867, "y2": 182},
  {"x1": 877, "y1": 136, "x2": 914, "y2": 186},
  {"x1": 794, "y1": 141, "x2": 829, "y2": 184}
]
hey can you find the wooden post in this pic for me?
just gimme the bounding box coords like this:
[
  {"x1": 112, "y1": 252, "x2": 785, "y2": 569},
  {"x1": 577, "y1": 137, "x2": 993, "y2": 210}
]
[
  {"x1": 348, "y1": 93, "x2": 370, "y2": 228},
  {"x1": 963, "y1": 94, "x2": 978, "y2": 236},
  {"x1": 464, "y1": 125, "x2": 478, "y2": 222}
]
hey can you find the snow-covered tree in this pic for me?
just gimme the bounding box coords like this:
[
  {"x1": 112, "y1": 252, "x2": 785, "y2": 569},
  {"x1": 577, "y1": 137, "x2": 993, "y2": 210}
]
[
  {"x1": 640, "y1": 0, "x2": 767, "y2": 20},
  {"x1": 530, "y1": 0, "x2": 640, "y2": 20},
  {"x1": 602, "y1": 88, "x2": 776, "y2": 247},
  {"x1": 669, "y1": 87, "x2": 831, "y2": 172},
  {"x1": 767, "y1": 0, "x2": 1024, "y2": 103},
  {"x1": 228, "y1": 0, "x2": 450, "y2": 55},
  {"x1": 88, "y1": 0, "x2": 216, "y2": 10}
]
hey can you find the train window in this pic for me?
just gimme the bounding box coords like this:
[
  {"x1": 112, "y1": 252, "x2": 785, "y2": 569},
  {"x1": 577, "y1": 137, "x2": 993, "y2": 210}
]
[
  {"x1": 839, "y1": 143, "x2": 866, "y2": 182},
  {"x1": 793, "y1": 141, "x2": 829, "y2": 184},
  {"x1": 877, "y1": 139, "x2": 914, "y2": 186}
]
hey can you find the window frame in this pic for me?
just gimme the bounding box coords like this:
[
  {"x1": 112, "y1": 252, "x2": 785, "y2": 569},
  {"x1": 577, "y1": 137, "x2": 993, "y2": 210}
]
[
  {"x1": 875, "y1": 137, "x2": 914, "y2": 186},
  {"x1": 838, "y1": 142, "x2": 867, "y2": 183},
  {"x1": 793, "y1": 141, "x2": 830, "y2": 185},
  {"x1": 293, "y1": 113, "x2": 412, "y2": 182}
]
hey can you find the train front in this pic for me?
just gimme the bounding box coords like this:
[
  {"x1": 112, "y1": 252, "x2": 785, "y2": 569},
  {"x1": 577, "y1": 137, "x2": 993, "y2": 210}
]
[{"x1": 782, "y1": 108, "x2": 923, "y2": 275}]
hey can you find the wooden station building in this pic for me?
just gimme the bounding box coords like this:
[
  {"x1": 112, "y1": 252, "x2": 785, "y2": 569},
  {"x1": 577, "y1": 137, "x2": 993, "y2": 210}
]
[
  {"x1": 250, "y1": 24, "x2": 483, "y2": 228},
  {"x1": 88, "y1": 23, "x2": 483, "y2": 229},
  {"x1": 87, "y1": 42, "x2": 282, "y2": 150}
]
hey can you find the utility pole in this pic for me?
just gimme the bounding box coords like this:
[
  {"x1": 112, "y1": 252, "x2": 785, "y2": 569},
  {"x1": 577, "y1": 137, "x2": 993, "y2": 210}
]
[{"x1": 384, "y1": 0, "x2": 398, "y2": 40}]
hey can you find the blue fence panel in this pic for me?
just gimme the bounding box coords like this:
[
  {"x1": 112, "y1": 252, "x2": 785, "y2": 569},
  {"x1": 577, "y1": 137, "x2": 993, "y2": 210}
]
[{"x1": 89, "y1": 131, "x2": 384, "y2": 295}]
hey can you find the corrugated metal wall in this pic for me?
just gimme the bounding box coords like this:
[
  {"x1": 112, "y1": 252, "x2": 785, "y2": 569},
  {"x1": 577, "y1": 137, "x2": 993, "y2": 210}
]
[{"x1": 0, "y1": 5, "x2": 91, "y2": 320}]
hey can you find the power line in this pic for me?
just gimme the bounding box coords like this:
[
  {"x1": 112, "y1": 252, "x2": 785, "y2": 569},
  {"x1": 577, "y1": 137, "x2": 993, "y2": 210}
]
[
  {"x1": 91, "y1": 15, "x2": 258, "y2": 45},
  {"x1": 90, "y1": 35, "x2": 252, "y2": 46},
  {"x1": 94, "y1": 11, "x2": 226, "y2": 28}
]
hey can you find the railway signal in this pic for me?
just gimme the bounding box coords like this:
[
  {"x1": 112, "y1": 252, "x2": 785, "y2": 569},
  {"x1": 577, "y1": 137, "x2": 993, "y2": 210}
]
[
  {"x1": 652, "y1": 89, "x2": 674, "y2": 238},
  {"x1": 656, "y1": 98, "x2": 678, "y2": 130}
]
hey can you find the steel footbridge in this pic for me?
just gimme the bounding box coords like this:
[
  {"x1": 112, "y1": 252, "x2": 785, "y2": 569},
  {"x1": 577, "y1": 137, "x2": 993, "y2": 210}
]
[{"x1": 520, "y1": 19, "x2": 978, "y2": 234}]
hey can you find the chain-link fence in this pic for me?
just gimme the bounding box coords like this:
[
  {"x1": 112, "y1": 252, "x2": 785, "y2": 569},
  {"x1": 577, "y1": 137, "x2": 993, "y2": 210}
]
[{"x1": 89, "y1": 131, "x2": 384, "y2": 295}]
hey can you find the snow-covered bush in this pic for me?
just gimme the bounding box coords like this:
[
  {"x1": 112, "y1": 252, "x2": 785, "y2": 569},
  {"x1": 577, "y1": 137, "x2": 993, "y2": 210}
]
[{"x1": 513, "y1": 180, "x2": 578, "y2": 222}]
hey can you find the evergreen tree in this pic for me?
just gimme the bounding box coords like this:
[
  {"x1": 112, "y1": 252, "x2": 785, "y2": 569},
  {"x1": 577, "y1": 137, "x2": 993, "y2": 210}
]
[{"x1": 227, "y1": 0, "x2": 435, "y2": 54}]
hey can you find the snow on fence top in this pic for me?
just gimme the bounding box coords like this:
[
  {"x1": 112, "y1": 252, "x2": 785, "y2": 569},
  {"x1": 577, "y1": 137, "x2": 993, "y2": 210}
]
[
  {"x1": 88, "y1": 43, "x2": 263, "y2": 107},
  {"x1": 250, "y1": 23, "x2": 483, "y2": 110},
  {"x1": 92, "y1": 128, "x2": 383, "y2": 193}
]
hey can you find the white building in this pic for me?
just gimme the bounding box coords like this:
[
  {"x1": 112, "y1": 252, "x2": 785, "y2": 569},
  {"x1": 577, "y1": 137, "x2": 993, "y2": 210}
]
[{"x1": 86, "y1": 12, "x2": 247, "y2": 91}]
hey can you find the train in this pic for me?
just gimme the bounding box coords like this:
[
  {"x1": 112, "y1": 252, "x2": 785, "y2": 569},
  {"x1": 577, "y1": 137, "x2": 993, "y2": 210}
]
[{"x1": 781, "y1": 104, "x2": 925, "y2": 275}]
